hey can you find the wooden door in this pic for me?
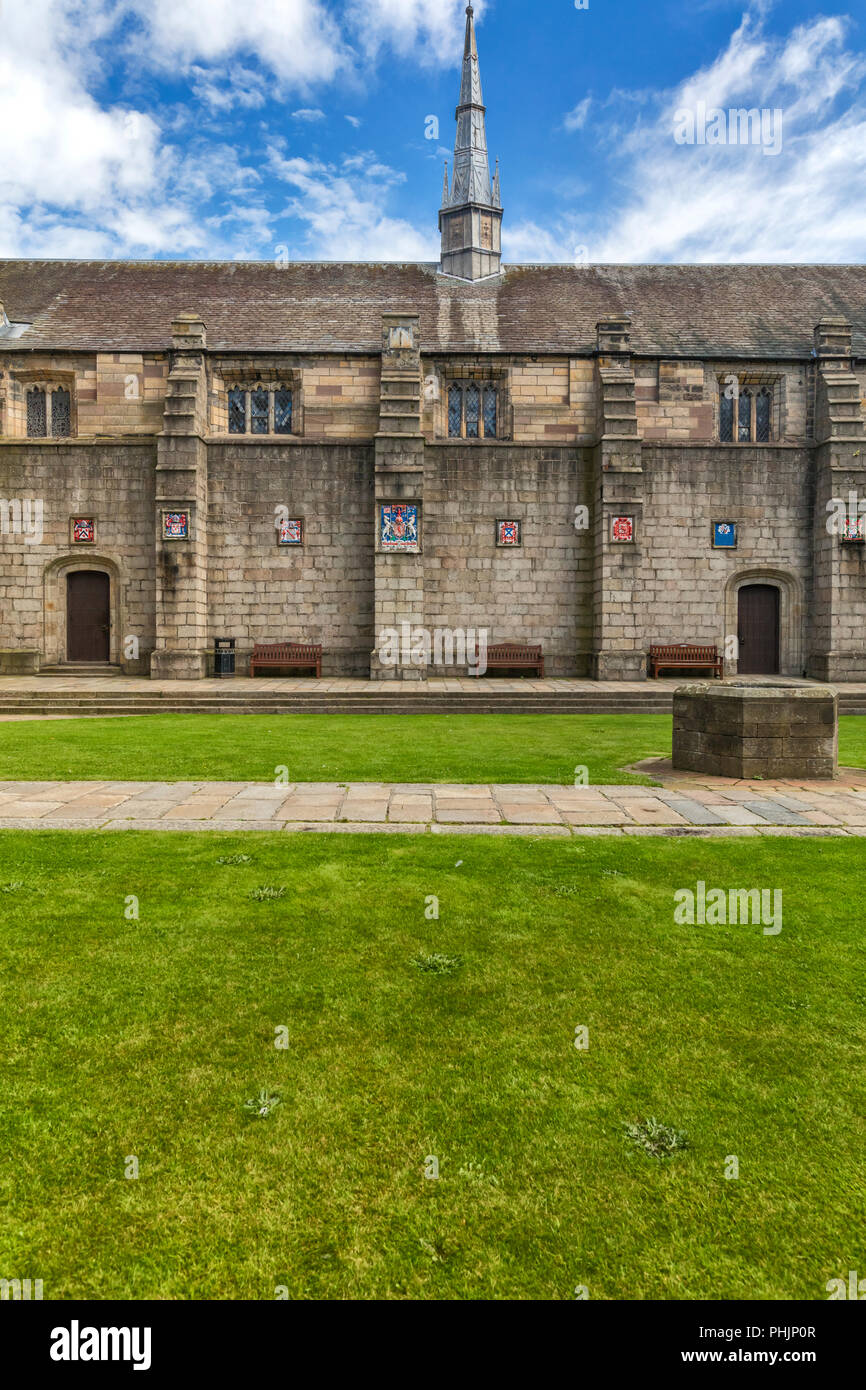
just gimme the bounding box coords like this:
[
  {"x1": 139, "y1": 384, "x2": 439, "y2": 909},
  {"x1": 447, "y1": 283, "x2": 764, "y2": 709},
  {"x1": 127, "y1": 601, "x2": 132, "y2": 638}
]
[
  {"x1": 67, "y1": 571, "x2": 110, "y2": 662},
  {"x1": 737, "y1": 584, "x2": 779, "y2": 674}
]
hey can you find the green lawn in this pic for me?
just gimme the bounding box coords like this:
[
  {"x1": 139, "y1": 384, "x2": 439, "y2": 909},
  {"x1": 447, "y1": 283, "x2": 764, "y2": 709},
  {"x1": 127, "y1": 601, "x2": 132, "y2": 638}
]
[
  {"x1": 0, "y1": 831, "x2": 862, "y2": 1300},
  {"x1": 1, "y1": 711, "x2": 865, "y2": 785},
  {"x1": 0, "y1": 711, "x2": 674, "y2": 784}
]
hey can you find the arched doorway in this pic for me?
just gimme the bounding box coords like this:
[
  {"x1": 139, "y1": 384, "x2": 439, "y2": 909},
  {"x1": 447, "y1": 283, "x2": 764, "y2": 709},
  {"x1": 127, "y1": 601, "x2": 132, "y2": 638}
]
[
  {"x1": 66, "y1": 571, "x2": 111, "y2": 661},
  {"x1": 737, "y1": 584, "x2": 779, "y2": 674}
]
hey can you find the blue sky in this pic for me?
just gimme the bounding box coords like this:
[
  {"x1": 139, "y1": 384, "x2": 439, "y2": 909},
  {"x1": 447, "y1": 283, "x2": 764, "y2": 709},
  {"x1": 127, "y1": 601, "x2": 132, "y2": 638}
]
[{"x1": 1, "y1": 0, "x2": 864, "y2": 262}]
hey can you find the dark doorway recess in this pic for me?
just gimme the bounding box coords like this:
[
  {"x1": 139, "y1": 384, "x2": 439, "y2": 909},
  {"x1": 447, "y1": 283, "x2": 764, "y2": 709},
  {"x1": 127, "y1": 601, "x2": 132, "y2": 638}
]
[
  {"x1": 67, "y1": 571, "x2": 110, "y2": 662},
  {"x1": 738, "y1": 584, "x2": 780, "y2": 674}
]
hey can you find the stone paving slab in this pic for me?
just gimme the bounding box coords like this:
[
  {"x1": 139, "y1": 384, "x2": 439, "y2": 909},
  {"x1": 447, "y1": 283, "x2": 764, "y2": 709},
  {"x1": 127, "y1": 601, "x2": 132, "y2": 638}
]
[{"x1": 0, "y1": 773, "x2": 865, "y2": 836}]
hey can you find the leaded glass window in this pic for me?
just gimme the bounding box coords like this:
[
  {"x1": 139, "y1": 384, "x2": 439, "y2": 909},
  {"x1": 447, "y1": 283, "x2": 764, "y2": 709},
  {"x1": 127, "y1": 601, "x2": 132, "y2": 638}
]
[
  {"x1": 227, "y1": 383, "x2": 295, "y2": 435},
  {"x1": 51, "y1": 387, "x2": 71, "y2": 437},
  {"x1": 483, "y1": 384, "x2": 497, "y2": 438},
  {"x1": 465, "y1": 383, "x2": 480, "y2": 438},
  {"x1": 228, "y1": 388, "x2": 246, "y2": 433},
  {"x1": 274, "y1": 387, "x2": 293, "y2": 434},
  {"x1": 720, "y1": 381, "x2": 774, "y2": 443},
  {"x1": 26, "y1": 387, "x2": 46, "y2": 437},
  {"x1": 250, "y1": 387, "x2": 269, "y2": 434},
  {"x1": 448, "y1": 384, "x2": 462, "y2": 437},
  {"x1": 720, "y1": 391, "x2": 734, "y2": 442},
  {"x1": 446, "y1": 381, "x2": 500, "y2": 438}
]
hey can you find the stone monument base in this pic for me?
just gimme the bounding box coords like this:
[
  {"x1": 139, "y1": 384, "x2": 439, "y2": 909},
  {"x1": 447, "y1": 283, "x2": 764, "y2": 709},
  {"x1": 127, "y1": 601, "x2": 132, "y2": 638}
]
[{"x1": 673, "y1": 680, "x2": 838, "y2": 780}]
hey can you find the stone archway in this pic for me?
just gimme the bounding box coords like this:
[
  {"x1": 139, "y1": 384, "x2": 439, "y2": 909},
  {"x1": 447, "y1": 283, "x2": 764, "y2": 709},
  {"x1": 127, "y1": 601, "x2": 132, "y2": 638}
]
[
  {"x1": 724, "y1": 569, "x2": 803, "y2": 677},
  {"x1": 43, "y1": 554, "x2": 124, "y2": 667}
]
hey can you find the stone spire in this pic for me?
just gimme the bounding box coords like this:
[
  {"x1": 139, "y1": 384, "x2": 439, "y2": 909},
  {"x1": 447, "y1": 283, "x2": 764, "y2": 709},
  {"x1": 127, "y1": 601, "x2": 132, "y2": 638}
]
[{"x1": 438, "y1": 4, "x2": 503, "y2": 280}]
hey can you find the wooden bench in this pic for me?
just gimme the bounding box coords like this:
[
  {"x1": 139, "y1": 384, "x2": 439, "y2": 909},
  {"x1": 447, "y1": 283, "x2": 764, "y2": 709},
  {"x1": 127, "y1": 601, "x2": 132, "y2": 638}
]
[
  {"x1": 478, "y1": 641, "x2": 544, "y2": 677},
  {"x1": 649, "y1": 643, "x2": 722, "y2": 679},
  {"x1": 249, "y1": 642, "x2": 322, "y2": 677}
]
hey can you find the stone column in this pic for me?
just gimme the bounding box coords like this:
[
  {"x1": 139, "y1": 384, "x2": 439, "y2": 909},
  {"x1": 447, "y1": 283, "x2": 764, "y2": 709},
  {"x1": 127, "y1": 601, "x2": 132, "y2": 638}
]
[
  {"x1": 590, "y1": 315, "x2": 645, "y2": 679},
  {"x1": 370, "y1": 313, "x2": 426, "y2": 680},
  {"x1": 150, "y1": 313, "x2": 209, "y2": 680},
  {"x1": 807, "y1": 319, "x2": 866, "y2": 681}
]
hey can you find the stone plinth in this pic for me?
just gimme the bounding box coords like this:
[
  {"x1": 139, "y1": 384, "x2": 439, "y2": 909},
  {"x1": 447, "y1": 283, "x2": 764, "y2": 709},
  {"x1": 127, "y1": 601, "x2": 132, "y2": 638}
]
[{"x1": 673, "y1": 680, "x2": 838, "y2": 780}]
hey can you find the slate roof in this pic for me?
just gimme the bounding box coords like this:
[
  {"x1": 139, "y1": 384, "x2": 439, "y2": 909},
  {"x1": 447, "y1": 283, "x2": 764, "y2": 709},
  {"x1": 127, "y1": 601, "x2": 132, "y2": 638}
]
[{"x1": 1, "y1": 259, "x2": 865, "y2": 358}]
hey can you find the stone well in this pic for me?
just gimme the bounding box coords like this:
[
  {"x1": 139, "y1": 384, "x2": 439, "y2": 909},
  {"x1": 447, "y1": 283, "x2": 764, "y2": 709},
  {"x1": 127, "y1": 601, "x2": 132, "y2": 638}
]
[{"x1": 672, "y1": 680, "x2": 838, "y2": 780}]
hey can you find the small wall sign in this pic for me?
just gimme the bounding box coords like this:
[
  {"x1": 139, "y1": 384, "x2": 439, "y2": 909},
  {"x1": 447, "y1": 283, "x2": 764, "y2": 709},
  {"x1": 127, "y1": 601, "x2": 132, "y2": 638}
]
[
  {"x1": 610, "y1": 515, "x2": 635, "y2": 543},
  {"x1": 379, "y1": 503, "x2": 420, "y2": 552},
  {"x1": 712, "y1": 521, "x2": 737, "y2": 549},
  {"x1": 496, "y1": 519, "x2": 521, "y2": 547},
  {"x1": 71, "y1": 517, "x2": 95, "y2": 544},
  {"x1": 162, "y1": 510, "x2": 190, "y2": 540},
  {"x1": 277, "y1": 518, "x2": 303, "y2": 546}
]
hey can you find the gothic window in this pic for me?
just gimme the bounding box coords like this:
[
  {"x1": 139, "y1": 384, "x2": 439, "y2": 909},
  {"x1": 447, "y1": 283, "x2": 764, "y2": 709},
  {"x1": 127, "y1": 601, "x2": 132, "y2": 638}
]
[
  {"x1": 448, "y1": 384, "x2": 463, "y2": 437},
  {"x1": 447, "y1": 381, "x2": 500, "y2": 439},
  {"x1": 228, "y1": 388, "x2": 246, "y2": 433},
  {"x1": 719, "y1": 382, "x2": 774, "y2": 443},
  {"x1": 720, "y1": 391, "x2": 734, "y2": 443},
  {"x1": 51, "y1": 387, "x2": 71, "y2": 437},
  {"x1": 465, "y1": 383, "x2": 480, "y2": 438},
  {"x1": 26, "y1": 385, "x2": 71, "y2": 438},
  {"x1": 26, "y1": 387, "x2": 46, "y2": 437},
  {"x1": 225, "y1": 384, "x2": 295, "y2": 435},
  {"x1": 483, "y1": 384, "x2": 497, "y2": 437},
  {"x1": 274, "y1": 387, "x2": 293, "y2": 434}
]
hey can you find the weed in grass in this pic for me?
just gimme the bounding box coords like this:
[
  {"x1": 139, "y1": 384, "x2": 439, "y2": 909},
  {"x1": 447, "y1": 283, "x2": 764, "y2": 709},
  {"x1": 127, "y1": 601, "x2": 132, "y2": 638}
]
[
  {"x1": 458, "y1": 1161, "x2": 499, "y2": 1187},
  {"x1": 244, "y1": 1090, "x2": 282, "y2": 1118},
  {"x1": 1, "y1": 881, "x2": 26, "y2": 893},
  {"x1": 418, "y1": 1238, "x2": 446, "y2": 1263},
  {"x1": 217, "y1": 854, "x2": 253, "y2": 865},
  {"x1": 412, "y1": 951, "x2": 463, "y2": 975},
  {"x1": 624, "y1": 1117, "x2": 689, "y2": 1159},
  {"x1": 249, "y1": 885, "x2": 287, "y2": 902}
]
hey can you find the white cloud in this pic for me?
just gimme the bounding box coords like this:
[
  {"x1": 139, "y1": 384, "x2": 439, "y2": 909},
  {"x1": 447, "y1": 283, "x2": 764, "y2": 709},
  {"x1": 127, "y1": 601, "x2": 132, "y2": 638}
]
[
  {"x1": 291, "y1": 108, "x2": 326, "y2": 121},
  {"x1": 563, "y1": 97, "x2": 592, "y2": 132},
  {"x1": 127, "y1": 0, "x2": 349, "y2": 90},
  {"x1": 592, "y1": 11, "x2": 866, "y2": 262},
  {"x1": 269, "y1": 148, "x2": 437, "y2": 259},
  {"x1": 345, "y1": 115, "x2": 362, "y2": 128},
  {"x1": 190, "y1": 64, "x2": 268, "y2": 112},
  {"x1": 349, "y1": 0, "x2": 483, "y2": 65}
]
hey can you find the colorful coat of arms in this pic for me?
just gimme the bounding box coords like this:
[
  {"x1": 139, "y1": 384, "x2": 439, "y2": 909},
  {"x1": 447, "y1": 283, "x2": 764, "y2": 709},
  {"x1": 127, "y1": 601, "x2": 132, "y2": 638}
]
[
  {"x1": 497, "y1": 520, "x2": 520, "y2": 546},
  {"x1": 163, "y1": 511, "x2": 189, "y2": 540},
  {"x1": 610, "y1": 515, "x2": 635, "y2": 543},
  {"x1": 278, "y1": 518, "x2": 303, "y2": 545},
  {"x1": 380, "y1": 504, "x2": 419, "y2": 551},
  {"x1": 72, "y1": 518, "x2": 95, "y2": 543}
]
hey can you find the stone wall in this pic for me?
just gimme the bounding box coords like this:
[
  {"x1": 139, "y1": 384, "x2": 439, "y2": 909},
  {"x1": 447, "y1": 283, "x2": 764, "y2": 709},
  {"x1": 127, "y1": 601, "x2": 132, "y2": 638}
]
[
  {"x1": 423, "y1": 443, "x2": 590, "y2": 675},
  {"x1": 638, "y1": 444, "x2": 813, "y2": 673},
  {"x1": 206, "y1": 442, "x2": 374, "y2": 675},
  {"x1": 0, "y1": 440, "x2": 156, "y2": 671},
  {"x1": 0, "y1": 323, "x2": 863, "y2": 681}
]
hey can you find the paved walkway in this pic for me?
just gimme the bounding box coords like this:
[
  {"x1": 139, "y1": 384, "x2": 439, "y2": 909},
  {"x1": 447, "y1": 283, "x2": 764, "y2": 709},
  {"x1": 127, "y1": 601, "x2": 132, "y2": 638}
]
[{"x1": 1, "y1": 763, "x2": 866, "y2": 835}]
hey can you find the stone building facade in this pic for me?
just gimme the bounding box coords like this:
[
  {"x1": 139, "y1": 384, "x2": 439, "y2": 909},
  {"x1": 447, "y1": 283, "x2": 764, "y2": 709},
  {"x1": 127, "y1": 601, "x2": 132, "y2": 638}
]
[{"x1": 1, "y1": 7, "x2": 865, "y2": 681}]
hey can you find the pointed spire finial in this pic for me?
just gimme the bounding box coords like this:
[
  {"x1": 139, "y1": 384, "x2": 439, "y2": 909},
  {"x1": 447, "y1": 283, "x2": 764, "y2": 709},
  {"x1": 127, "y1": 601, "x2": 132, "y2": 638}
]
[{"x1": 438, "y1": 0, "x2": 503, "y2": 279}]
